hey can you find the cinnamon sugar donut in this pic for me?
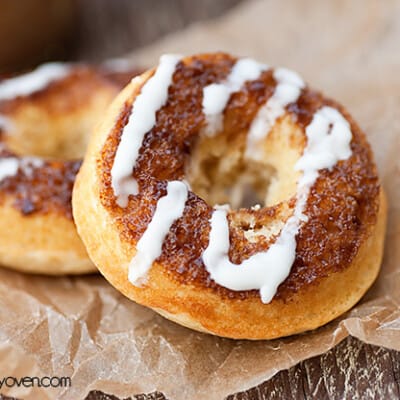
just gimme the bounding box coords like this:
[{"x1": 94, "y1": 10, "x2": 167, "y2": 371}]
[
  {"x1": 0, "y1": 62, "x2": 141, "y2": 274},
  {"x1": 73, "y1": 53, "x2": 386, "y2": 339}
]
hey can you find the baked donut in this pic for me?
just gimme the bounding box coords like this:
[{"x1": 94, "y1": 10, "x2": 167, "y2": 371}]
[
  {"x1": 73, "y1": 53, "x2": 386, "y2": 339},
  {"x1": 0, "y1": 62, "x2": 141, "y2": 274}
]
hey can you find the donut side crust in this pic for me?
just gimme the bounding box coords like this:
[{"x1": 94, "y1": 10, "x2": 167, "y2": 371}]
[{"x1": 0, "y1": 197, "x2": 93, "y2": 274}]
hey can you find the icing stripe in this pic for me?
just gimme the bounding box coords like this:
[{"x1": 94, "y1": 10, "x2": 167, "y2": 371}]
[
  {"x1": 111, "y1": 54, "x2": 181, "y2": 207},
  {"x1": 128, "y1": 180, "x2": 188, "y2": 285},
  {"x1": 295, "y1": 106, "x2": 352, "y2": 173},
  {"x1": 202, "y1": 106, "x2": 352, "y2": 303},
  {"x1": 0, "y1": 63, "x2": 70, "y2": 101},
  {"x1": 0, "y1": 157, "x2": 44, "y2": 181},
  {"x1": 0, "y1": 158, "x2": 19, "y2": 181},
  {"x1": 246, "y1": 67, "x2": 305, "y2": 159},
  {"x1": 202, "y1": 58, "x2": 268, "y2": 136}
]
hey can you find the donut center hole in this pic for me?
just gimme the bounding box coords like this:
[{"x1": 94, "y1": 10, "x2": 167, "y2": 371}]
[
  {"x1": 0, "y1": 80, "x2": 117, "y2": 160},
  {"x1": 188, "y1": 153, "x2": 276, "y2": 209},
  {"x1": 186, "y1": 115, "x2": 305, "y2": 212},
  {"x1": 3, "y1": 122, "x2": 89, "y2": 160}
]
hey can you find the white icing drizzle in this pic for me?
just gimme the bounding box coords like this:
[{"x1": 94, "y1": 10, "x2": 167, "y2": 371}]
[
  {"x1": 202, "y1": 58, "x2": 268, "y2": 136},
  {"x1": 0, "y1": 63, "x2": 70, "y2": 137},
  {"x1": 202, "y1": 105, "x2": 352, "y2": 303},
  {"x1": 128, "y1": 180, "x2": 188, "y2": 285},
  {"x1": 0, "y1": 63, "x2": 70, "y2": 101},
  {"x1": 111, "y1": 54, "x2": 181, "y2": 207},
  {"x1": 295, "y1": 106, "x2": 352, "y2": 172},
  {"x1": 246, "y1": 67, "x2": 305, "y2": 159},
  {"x1": 0, "y1": 157, "x2": 43, "y2": 181},
  {"x1": 0, "y1": 158, "x2": 19, "y2": 181}
]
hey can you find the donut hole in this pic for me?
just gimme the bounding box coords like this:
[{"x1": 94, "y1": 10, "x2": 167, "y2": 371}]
[
  {"x1": 187, "y1": 115, "x2": 305, "y2": 211},
  {"x1": 4, "y1": 111, "x2": 89, "y2": 160},
  {"x1": 190, "y1": 153, "x2": 276, "y2": 209}
]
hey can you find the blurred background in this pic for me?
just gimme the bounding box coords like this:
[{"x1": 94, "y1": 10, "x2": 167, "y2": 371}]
[{"x1": 0, "y1": 0, "x2": 242, "y2": 73}]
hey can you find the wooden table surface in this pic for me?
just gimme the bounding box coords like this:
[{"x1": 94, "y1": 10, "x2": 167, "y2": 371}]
[{"x1": 1, "y1": 1, "x2": 398, "y2": 399}]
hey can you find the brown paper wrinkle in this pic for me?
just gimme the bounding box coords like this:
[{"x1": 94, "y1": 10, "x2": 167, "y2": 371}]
[{"x1": 1, "y1": 0, "x2": 400, "y2": 399}]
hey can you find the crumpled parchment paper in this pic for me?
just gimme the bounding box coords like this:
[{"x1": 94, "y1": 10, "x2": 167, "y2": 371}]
[{"x1": 1, "y1": 0, "x2": 399, "y2": 399}]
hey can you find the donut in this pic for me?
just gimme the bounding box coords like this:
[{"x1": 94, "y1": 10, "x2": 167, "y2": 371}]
[
  {"x1": 0, "y1": 62, "x2": 141, "y2": 274},
  {"x1": 73, "y1": 53, "x2": 386, "y2": 339}
]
